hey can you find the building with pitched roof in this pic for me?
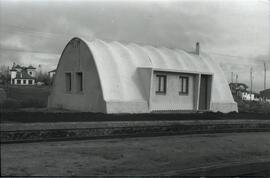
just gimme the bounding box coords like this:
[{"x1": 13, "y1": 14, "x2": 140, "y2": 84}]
[
  {"x1": 260, "y1": 89, "x2": 270, "y2": 99},
  {"x1": 10, "y1": 63, "x2": 36, "y2": 85},
  {"x1": 48, "y1": 37, "x2": 238, "y2": 113},
  {"x1": 48, "y1": 69, "x2": 56, "y2": 79}
]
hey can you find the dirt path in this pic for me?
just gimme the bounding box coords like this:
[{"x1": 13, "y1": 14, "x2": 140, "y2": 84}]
[{"x1": 1, "y1": 132, "x2": 270, "y2": 176}]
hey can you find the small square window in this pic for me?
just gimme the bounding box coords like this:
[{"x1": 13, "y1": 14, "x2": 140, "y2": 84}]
[
  {"x1": 29, "y1": 80, "x2": 33, "y2": 84},
  {"x1": 23, "y1": 80, "x2": 26, "y2": 84},
  {"x1": 156, "y1": 75, "x2": 167, "y2": 94},
  {"x1": 17, "y1": 79, "x2": 21, "y2": 84},
  {"x1": 179, "y1": 76, "x2": 189, "y2": 94},
  {"x1": 65, "y1": 73, "x2": 72, "y2": 92},
  {"x1": 76, "y1": 72, "x2": 83, "y2": 92}
]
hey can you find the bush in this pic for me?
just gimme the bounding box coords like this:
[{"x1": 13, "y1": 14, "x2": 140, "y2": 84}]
[
  {"x1": 2, "y1": 85, "x2": 50, "y2": 110},
  {"x1": 2, "y1": 98, "x2": 46, "y2": 110},
  {"x1": 20, "y1": 99, "x2": 46, "y2": 108},
  {"x1": 2, "y1": 98, "x2": 21, "y2": 109}
]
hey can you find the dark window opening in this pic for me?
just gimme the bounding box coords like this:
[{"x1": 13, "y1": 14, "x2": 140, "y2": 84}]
[
  {"x1": 17, "y1": 79, "x2": 21, "y2": 84},
  {"x1": 29, "y1": 80, "x2": 33, "y2": 84},
  {"x1": 179, "y1": 76, "x2": 189, "y2": 94},
  {"x1": 156, "y1": 75, "x2": 167, "y2": 94},
  {"x1": 23, "y1": 80, "x2": 26, "y2": 84},
  {"x1": 76, "y1": 72, "x2": 83, "y2": 92},
  {"x1": 65, "y1": 73, "x2": 72, "y2": 92}
]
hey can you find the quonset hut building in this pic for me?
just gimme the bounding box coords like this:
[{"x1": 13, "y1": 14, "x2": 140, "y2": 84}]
[{"x1": 48, "y1": 37, "x2": 238, "y2": 113}]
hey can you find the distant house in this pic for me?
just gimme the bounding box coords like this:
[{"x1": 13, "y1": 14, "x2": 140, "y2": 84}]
[
  {"x1": 229, "y1": 83, "x2": 262, "y2": 101},
  {"x1": 260, "y1": 89, "x2": 270, "y2": 103},
  {"x1": 48, "y1": 69, "x2": 56, "y2": 79},
  {"x1": 10, "y1": 63, "x2": 36, "y2": 85},
  {"x1": 240, "y1": 92, "x2": 255, "y2": 101},
  {"x1": 229, "y1": 83, "x2": 248, "y2": 96},
  {"x1": 260, "y1": 89, "x2": 270, "y2": 98}
]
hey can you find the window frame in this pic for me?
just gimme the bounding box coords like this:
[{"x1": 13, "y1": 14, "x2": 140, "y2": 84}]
[
  {"x1": 65, "y1": 72, "x2": 72, "y2": 92},
  {"x1": 179, "y1": 76, "x2": 189, "y2": 95},
  {"x1": 155, "y1": 74, "x2": 167, "y2": 94},
  {"x1": 76, "y1": 72, "x2": 83, "y2": 93},
  {"x1": 29, "y1": 80, "x2": 33, "y2": 85}
]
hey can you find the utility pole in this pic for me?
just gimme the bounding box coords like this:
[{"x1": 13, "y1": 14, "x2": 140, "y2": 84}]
[
  {"x1": 250, "y1": 67, "x2": 253, "y2": 102},
  {"x1": 231, "y1": 72, "x2": 234, "y2": 83},
  {"x1": 250, "y1": 67, "x2": 253, "y2": 93},
  {"x1": 264, "y1": 62, "x2": 266, "y2": 90},
  {"x1": 236, "y1": 74, "x2": 238, "y2": 83}
]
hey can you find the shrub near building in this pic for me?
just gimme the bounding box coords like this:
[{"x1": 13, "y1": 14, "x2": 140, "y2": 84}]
[{"x1": 2, "y1": 85, "x2": 50, "y2": 110}]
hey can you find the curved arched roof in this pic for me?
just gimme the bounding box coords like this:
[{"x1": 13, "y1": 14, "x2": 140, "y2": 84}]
[{"x1": 76, "y1": 38, "x2": 234, "y2": 104}]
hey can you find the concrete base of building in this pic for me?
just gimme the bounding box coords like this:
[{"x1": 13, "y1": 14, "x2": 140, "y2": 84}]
[{"x1": 211, "y1": 102, "x2": 238, "y2": 113}]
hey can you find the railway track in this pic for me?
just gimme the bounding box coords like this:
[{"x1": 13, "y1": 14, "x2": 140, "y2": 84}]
[
  {"x1": 2, "y1": 123, "x2": 270, "y2": 144},
  {"x1": 170, "y1": 159, "x2": 270, "y2": 176}
]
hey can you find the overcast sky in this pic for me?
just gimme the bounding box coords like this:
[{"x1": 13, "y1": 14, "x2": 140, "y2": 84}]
[{"x1": 0, "y1": 0, "x2": 269, "y2": 91}]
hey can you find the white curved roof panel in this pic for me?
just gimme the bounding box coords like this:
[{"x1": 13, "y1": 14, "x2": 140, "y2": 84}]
[{"x1": 84, "y1": 38, "x2": 234, "y2": 104}]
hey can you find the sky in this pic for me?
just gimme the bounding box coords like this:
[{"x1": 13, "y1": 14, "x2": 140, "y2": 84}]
[{"x1": 0, "y1": 0, "x2": 269, "y2": 92}]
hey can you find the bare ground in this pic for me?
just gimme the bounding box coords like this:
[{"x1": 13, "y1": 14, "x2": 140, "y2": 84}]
[
  {"x1": 1, "y1": 132, "x2": 270, "y2": 176},
  {"x1": 2, "y1": 119, "x2": 270, "y2": 131}
]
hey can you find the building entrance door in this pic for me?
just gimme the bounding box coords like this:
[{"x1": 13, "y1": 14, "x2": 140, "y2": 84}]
[{"x1": 199, "y1": 75, "x2": 209, "y2": 110}]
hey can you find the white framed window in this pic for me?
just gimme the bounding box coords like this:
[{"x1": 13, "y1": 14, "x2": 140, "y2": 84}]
[
  {"x1": 156, "y1": 75, "x2": 167, "y2": 94},
  {"x1": 179, "y1": 76, "x2": 189, "y2": 94}
]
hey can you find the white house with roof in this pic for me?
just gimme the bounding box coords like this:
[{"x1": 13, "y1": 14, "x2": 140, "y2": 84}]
[
  {"x1": 48, "y1": 37, "x2": 238, "y2": 113},
  {"x1": 241, "y1": 92, "x2": 255, "y2": 101},
  {"x1": 48, "y1": 69, "x2": 56, "y2": 79},
  {"x1": 10, "y1": 63, "x2": 36, "y2": 85}
]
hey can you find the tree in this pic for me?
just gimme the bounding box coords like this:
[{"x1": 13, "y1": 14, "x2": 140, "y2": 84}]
[
  {"x1": 0, "y1": 65, "x2": 10, "y2": 85},
  {"x1": 36, "y1": 71, "x2": 50, "y2": 85},
  {"x1": 0, "y1": 65, "x2": 9, "y2": 77}
]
